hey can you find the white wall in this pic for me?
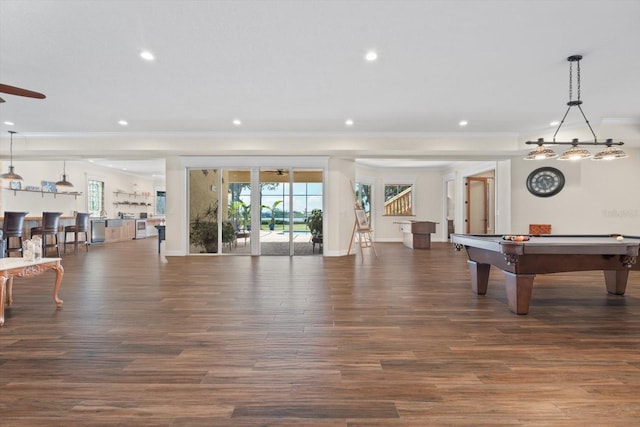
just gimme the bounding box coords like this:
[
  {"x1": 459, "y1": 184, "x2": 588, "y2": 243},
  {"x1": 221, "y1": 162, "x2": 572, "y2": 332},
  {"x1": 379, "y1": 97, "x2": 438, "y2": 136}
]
[
  {"x1": 510, "y1": 148, "x2": 640, "y2": 235},
  {"x1": 164, "y1": 156, "x2": 185, "y2": 256},
  {"x1": 355, "y1": 165, "x2": 444, "y2": 242},
  {"x1": 325, "y1": 158, "x2": 356, "y2": 256},
  {"x1": 441, "y1": 160, "x2": 511, "y2": 236}
]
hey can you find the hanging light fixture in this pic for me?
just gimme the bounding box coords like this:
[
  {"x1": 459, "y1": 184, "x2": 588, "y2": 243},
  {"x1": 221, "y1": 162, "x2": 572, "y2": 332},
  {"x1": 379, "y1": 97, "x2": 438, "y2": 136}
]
[
  {"x1": 525, "y1": 55, "x2": 627, "y2": 161},
  {"x1": 524, "y1": 138, "x2": 558, "y2": 160},
  {"x1": 55, "y1": 160, "x2": 73, "y2": 188},
  {"x1": 0, "y1": 130, "x2": 23, "y2": 181}
]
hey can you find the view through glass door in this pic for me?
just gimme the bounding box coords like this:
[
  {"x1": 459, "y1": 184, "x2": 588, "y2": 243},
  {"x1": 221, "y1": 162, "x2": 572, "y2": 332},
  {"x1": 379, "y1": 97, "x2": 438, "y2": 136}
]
[
  {"x1": 260, "y1": 168, "x2": 291, "y2": 255},
  {"x1": 188, "y1": 168, "x2": 220, "y2": 254},
  {"x1": 224, "y1": 169, "x2": 251, "y2": 254},
  {"x1": 259, "y1": 168, "x2": 323, "y2": 256},
  {"x1": 188, "y1": 166, "x2": 323, "y2": 256}
]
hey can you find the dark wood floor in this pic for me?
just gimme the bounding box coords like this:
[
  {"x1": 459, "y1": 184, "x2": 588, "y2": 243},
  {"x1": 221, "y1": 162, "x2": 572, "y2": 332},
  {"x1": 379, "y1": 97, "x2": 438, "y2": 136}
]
[{"x1": 2, "y1": 238, "x2": 640, "y2": 426}]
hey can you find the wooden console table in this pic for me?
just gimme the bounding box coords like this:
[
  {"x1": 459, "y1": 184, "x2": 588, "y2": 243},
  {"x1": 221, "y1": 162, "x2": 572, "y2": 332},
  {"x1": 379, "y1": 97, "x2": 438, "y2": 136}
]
[
  {"x1": 396, "y1": 220, "x2": 438, "y2": 249},
  {"x1": 0, "y1": 258, "x2": 64, "y2": 326}
]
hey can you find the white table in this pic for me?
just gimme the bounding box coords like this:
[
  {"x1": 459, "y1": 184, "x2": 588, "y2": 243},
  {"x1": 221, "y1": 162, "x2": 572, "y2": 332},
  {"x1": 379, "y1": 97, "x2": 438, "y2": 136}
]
[{"x1": 0, "y1": 257, "x2": 64, "y2": 326}]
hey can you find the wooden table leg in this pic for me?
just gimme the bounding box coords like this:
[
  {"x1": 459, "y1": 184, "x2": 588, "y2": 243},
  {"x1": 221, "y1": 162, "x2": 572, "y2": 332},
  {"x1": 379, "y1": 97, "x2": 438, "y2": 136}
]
[
  {"x1": 604, "y1": 270, "x2": 629, "y2": 295},
  {"x1": 468, "y1": 260, "x2": 490, "y2": 295},
  {"x1": 504, "y1": 271, "x2": 535, "y2": 315},
  {"x1": 51, "y1": 263, "x2": 64, "y2": 307},
  {"x1": 6, "y1": 277, "x2": 13, "y2": 307},
  {"x1": 0, "y1": 276, "x2": 5, "y2": 326}
]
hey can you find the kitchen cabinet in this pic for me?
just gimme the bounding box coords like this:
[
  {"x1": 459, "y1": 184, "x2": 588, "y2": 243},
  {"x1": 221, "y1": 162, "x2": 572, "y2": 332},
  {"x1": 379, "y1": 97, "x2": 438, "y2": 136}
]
[
  {"x1": 124, "y1": 220, "x2": 135, "y2": 239},
  {"x1": 105, "y1": 219, "x2": 135, "y2": 243}
]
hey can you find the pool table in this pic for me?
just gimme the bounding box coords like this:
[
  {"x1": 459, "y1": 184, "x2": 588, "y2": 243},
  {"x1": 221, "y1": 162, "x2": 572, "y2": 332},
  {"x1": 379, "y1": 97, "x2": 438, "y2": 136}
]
[{"x1": 451, "y1": 234, "x2": 640, "y2": 315}]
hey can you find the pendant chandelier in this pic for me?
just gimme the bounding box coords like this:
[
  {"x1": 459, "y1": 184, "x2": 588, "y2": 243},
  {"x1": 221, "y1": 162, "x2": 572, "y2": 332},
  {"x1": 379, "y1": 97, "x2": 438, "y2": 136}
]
[
  {"x1": 0, "y1": 130, "x2": 23, "y2": 181},
  {"x1": 525, "y1": 55, "x2": 627, "y2": 161},
  {"x1": 55, "y1": 160, "x2": 74, "y2": 188}
]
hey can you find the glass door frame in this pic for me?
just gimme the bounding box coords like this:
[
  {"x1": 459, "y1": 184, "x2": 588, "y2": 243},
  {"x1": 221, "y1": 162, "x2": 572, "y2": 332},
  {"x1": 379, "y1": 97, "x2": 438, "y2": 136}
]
[{"x1": 182, "y1": 156, "x2": 329, "y2": 256}]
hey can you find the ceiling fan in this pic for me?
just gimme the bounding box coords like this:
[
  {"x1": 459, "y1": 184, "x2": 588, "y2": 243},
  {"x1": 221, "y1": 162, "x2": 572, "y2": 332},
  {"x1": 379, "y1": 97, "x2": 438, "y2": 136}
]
[
  {"x1": 262, "y1": 168, "x2": 288, "y2": 176},
  {"x1": 0, "y1": 83, "x2": 46, "y2": 103},
  {"x1": 260, "y1": 169, "x2": 290, "y2": 181}
]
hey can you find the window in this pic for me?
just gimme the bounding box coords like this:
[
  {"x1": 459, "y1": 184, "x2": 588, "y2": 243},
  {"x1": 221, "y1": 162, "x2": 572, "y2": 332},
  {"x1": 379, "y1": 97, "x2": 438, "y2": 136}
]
[
  {"x1": 88, "y1": 179, "x2": 105, "y2": 217},
  {"x1": 354, "y1": 182, "x2": 372, "y2": 215},
  {"x1": 383, "y1": 184, "x2": 413, "y2": 216},
  {"x1": 156, "y1": 190, "x2": 166, "y2": 215}
]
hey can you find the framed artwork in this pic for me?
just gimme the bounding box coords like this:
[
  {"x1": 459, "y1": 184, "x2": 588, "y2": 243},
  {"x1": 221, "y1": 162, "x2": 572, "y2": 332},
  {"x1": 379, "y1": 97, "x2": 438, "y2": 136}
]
[
  {"x1": 9, "y1": 181, "x2": 21, "y2": 190},
  {"x1": 41, "y1": 180, "x2": 57, "y2": 192},
  {"x1": 355, "y1": 209, "x2": 370, "y2": 230}
]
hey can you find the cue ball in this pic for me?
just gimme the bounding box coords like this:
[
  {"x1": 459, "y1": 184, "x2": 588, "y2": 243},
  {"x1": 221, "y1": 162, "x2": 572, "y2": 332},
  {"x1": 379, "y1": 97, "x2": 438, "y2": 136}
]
[{"x1": 616, "y1": 236, "x2": 624, "y2": 241}]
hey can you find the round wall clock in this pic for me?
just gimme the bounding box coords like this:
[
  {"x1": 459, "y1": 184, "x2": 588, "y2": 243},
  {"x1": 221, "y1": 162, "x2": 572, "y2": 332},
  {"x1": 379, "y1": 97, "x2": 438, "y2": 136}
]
[{"x1": 526, "y1": 167, "x2": 565, "y2": 197}]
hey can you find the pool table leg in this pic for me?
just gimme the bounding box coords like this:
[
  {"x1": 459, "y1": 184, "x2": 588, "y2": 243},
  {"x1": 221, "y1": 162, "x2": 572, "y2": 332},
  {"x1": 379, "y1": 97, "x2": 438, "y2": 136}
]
[
  {"x1": 467, "y1": 261, "x2": 490, "y2": 295},
  {"x1": 604, "y1": 270, "x2": 629, "y2": 295},
  {"x1": 504, "y1": 272, "x2": 535, "y2": 315}
]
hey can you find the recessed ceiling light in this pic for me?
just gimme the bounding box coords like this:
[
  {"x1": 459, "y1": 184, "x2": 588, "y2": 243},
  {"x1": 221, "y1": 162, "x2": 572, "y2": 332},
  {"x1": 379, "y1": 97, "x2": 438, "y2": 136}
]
[
  {"x1": 232, "y1": 119, "x2": 242, "y2": 126},
  {"x1": 140, "y1": 50, "x2": 155, "y2": 61},
  {"x1": 459, "y1": 120, "x2": 468, "y2": 126},
  {"x1": 118, "y1": 120, "x2": 128, "y2": 126},
  {"x1": 549, "y1": 121, "x2": 560, "y2": 126},
  {"x1": 345, "y1": 119, "x2": 354, "y2": 126},
  {"x1": 3, "y1": 121, "x2": 14, "y2": 126},
  {"x1": 364, "y1": 50, "x2": 378, "y2": 62}
]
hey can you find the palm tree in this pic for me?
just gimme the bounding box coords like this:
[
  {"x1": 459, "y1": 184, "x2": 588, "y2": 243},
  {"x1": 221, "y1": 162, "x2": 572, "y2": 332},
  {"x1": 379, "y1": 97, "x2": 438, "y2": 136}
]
[{"x1": 261, "y1": 200, "x2": 283, "y2": 230}]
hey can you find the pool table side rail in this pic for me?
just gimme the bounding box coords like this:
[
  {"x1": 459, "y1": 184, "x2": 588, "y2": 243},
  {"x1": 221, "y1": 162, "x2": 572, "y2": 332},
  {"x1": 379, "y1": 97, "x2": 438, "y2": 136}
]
[{"x1": 452, "y1": 234, "x2": 640, "y2": 256}]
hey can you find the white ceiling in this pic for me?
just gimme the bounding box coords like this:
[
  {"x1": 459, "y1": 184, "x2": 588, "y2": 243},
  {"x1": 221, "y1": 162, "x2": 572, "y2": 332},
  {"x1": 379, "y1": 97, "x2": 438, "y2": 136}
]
[{"x1": 1, "y1": 0, "x2": 639, "y2": 176}]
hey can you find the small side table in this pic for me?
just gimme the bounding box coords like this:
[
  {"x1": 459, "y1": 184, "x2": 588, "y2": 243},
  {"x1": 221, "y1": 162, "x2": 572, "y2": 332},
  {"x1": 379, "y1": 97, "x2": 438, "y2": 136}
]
[{"x1": 155, "y1": 225, "x2": 166, "y2": 254}]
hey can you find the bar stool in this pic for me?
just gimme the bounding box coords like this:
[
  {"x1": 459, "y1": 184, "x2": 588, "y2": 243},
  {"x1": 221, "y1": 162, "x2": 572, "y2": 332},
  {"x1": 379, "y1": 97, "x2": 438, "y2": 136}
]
[
  {"x1": 2, "y1": 211, "x2": 29, "y2": 257},
  {"x1": 0, "y1": 231, "x2": 5, "y2": 259},
  {"x1": 64, "y1": 212, "x2": 90, "y2": 253},
  {"x1": 30, "y1": 212, "x2": 63, "y2": 257}
]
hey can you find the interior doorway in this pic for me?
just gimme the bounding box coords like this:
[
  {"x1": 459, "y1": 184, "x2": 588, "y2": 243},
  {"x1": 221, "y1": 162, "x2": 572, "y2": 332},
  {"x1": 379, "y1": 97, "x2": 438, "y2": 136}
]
[
  {"x1": 465, "y1": 172, "x2": 495, "y2": 234},
  {"x1": 445, "y1": 178, "x2": 455, "y2": 239}
]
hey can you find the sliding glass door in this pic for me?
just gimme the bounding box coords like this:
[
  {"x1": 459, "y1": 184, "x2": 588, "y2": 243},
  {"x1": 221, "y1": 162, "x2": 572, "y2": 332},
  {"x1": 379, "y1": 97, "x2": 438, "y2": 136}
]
[
  {"x1": 259, "y1": 168, "x2": 291, "y2": 255},
  {"x1": 188, "y1": 168, "x2": 220, "y2": 254},
  {"x1": 224, "y1": 169, "x2": 251, "y2": 254},
  {"x1": 259, "y1": 168, "x2": 323, "y2": 256},
  {"x1": 293, "y1": 171, "x2": 323, "y2": 255},
  {"x1": 188, "y1": 166, "x2": 323, "y2": 256}
]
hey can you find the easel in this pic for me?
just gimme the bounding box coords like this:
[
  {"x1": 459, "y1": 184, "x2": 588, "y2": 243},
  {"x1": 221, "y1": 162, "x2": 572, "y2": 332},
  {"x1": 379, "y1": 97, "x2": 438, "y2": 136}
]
[{"x1": 347, "y1": 183, "x2": 377, "y2": 257}]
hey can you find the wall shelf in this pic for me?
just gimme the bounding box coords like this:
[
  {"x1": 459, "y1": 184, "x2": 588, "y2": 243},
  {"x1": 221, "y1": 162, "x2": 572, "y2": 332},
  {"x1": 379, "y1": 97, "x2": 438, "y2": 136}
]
[
  {"x1": 113, "y1": 201, "x2": 152, "y2": 207},
  {"x1": 113, "y1": 191, "x2": 151, "y2": 198},
  {"x1": 5, "y1": 188, "x2": 83, "y2": 199},
  {"x1": 113, "y1": 191, "x2": 151, "y2": 208}
]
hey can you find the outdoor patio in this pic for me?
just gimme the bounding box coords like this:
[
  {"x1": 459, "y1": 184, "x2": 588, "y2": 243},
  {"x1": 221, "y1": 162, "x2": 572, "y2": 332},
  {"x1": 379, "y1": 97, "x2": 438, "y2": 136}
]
[{"x1": 225, "y1": 229, "x2": 321, "y2": 256}]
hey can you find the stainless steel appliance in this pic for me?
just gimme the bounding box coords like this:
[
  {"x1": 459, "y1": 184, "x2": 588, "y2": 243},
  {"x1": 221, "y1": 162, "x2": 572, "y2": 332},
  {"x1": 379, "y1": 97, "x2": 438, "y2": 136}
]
[
  {"x1": 91, "y1": 219, "x2": 106, "y2": 244},
  {"x1": 135, "y1": 219, "x2": 147, "y2": 239}
]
